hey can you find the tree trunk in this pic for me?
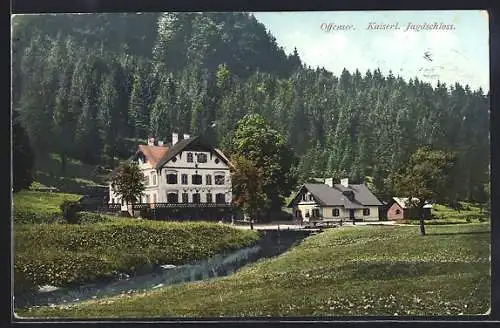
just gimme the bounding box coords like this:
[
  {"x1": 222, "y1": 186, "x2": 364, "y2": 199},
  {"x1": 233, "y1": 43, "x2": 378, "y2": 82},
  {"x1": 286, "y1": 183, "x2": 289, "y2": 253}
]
[
  {"x1": 419, "y1": 207, "x2": 426, "y2": 236},
  {"x1": 60, "y1": 153, "x2": 67, "y2": 174},
  {"x1": 128, "y1": 201, "x2": 134, "y2": 218}
]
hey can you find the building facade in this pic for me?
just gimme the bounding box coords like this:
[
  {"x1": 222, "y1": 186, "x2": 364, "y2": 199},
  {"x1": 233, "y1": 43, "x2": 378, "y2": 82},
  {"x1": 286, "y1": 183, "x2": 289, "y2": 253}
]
[
  {"x1": 288, "y1": 178, "x2": 382, "y2": 223},
  {"x1": 387, "y1": 197, "x2": 432, "y2": 221},
  {"x1": 109, "y1": 133, "x2": 233, "y2": 220}
]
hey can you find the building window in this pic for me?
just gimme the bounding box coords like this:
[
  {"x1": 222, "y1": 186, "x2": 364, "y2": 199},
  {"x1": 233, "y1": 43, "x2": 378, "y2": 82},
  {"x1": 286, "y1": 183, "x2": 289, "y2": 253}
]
[
  {"x1": 151, "y1": 172, "x2": 157, "y2": 185},
  {"x1": 363, "y1": 208, "x2": 370, "y2": 216},
  {"x1": 302, "y1": 194, "x2": 307, "y2": 201},
  {"x1": 172, "y1": 157, "x2": 177, "y2": 163},
  {"x1": 145, "y1": 194, "x2": 150, "y2": 203},
  {"x1": 309, "y1": 194, "x2": 314, "y2": 201},
  {"x1": 182, "y1": 193, "x2": 188, "y2": 203},
  {"x1": 197, "y1": 153, "x2": 207, "y2": 163},
  {"x1": 187, "y1": 153, "x2": 193, "y2": 163},
  {"x1": 215, "y1": 174, "x2": 225, "y2": 185},
  {"x1": 166, "y1": 172, "x2": 178, "y2": 184},
  {"x1": 215, "y1": 193, "x2": 225, "y2": 204},
  {"x1": 332, "y1": 208, "x2": 340, "y2": 217},
  {"x1": 193, "y1": 193, "x2": 201, "y2": 204},
  {"x1": 295, "y1": 210, "x2": 301, "y2": 218},
  {"x1": 206, "y1": 174, "x2": 212, "y2": 185},
  {"x1": 192, "y1": 174, "x2": 202, "y2": 185},
  {"x1": 167, "y1": 192, "x2": 178, "y2": 203},
  {"x1": 206, "y1": 193, "x2": 213, "y2": 203},
  {"x1": 312, "y1": 209, "x2": 320, "y2": 218},
  {"x1": 215, "y1": 158, "x2": 220, "y2": 164},
  {"x1": 144, "y1": 175, "x2": 150, "y2": 186},
  {"x1": 181, "y1": 174, "x2": 188, "y2": 185},
  {"x1": 395, "y1": 209, "x2": 401, "y2": 215}
]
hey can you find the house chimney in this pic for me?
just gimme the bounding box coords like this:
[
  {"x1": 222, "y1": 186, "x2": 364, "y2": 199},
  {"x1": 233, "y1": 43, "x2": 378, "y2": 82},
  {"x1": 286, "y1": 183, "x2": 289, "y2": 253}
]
[
  {"x1": 158, "y1": 140, "x2": 164, "y2": 146},
  {"x1": 183, "y1": 134, "x2": 190, "y2": 140},
  {"x1": 340, "y1": 178, "x2": 349, "y2": 188},
  {"x1": 148, "y1": 137, "x2": 155, "y2": 146},
  {"x1": 324, "y1": 178, "x2": 333, "y2": 188},
  {"x1": 172, "y1": 133, "x2": 179, "y2": 145}
]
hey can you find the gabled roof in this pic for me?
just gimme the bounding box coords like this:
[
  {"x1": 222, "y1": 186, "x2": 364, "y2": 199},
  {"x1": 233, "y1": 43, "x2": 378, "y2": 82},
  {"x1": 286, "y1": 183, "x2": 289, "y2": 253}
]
[
  {"x1": 135, "y1": 145, "x2": 170, "y2": 167},
  {"x1": 288, "y1": 183, "x2": 383, "y2": 209},
  {"x1": 154, "y1": 137, "x2": 197, "y2": 169},
  {"x1": 127, "y1": 136, "x2": 232, "y2": 170},
  {"x1": 393, "y1": 197, "x2": 433, "y2": 209}
]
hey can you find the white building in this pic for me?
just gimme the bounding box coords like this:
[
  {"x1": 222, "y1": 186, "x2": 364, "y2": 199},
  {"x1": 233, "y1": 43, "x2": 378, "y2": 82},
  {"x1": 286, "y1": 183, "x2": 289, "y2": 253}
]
[
  {"x1": 109, "y1": 133, "x2": 233, "y2": 214},
  {"x1": 287, "y1": 178, "x2": 383, "y2": 224}
]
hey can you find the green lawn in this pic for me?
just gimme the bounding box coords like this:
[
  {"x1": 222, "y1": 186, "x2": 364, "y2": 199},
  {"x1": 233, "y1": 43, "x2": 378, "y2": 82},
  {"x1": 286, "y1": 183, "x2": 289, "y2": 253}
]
[
  {"x1": 13, "y1": 190, "x2": 81, "y2": 216},
  {"x1": 14, "y1": 219, "x2": 259, "y2": 295},
  {"x1": 17, "y1": 223, "x2": 490, "y2": 318},
  {"x1": 400, "y1": 202, "x2": 489, "y2": 225},
  {"x1": 32, "y1": 153, "x2": 109, "y2": 193}
]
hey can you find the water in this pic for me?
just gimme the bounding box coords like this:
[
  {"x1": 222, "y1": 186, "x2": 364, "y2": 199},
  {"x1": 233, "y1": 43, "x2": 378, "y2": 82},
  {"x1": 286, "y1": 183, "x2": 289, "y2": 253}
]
[{"x1": 15, "y1": 229, "x2": 311, "y2": 308}]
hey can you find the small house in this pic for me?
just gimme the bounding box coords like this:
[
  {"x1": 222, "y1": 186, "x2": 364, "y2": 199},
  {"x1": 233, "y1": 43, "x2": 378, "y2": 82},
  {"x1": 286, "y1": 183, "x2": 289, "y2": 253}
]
[
  {"x1": 387, "y1": 197, "x2": 433, "y2": 221},
  {"x1": 287, "y1": 178, "x2": 383, "y2": 223}
]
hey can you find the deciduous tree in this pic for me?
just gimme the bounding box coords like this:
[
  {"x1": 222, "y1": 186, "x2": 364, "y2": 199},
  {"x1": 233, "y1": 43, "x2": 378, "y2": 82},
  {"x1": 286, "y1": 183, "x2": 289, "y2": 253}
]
[
  {"x1": 391, "y1": 147, "x2": 457, "y2": 236},
  {"x1": 230, "y1": 155, "x2": 266, "y2": 230},
  {"x1": 109, "y1": 162, "x2": 146, "y2": 217}
]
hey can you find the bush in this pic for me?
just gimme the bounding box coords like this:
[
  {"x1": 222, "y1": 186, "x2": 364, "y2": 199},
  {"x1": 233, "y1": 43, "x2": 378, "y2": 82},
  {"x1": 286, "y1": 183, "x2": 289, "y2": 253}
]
[
  {"x1": 74, "y1": 212, "x2": 111, "y2": 224},
  {"x1": 13, "y1": 209, "x2": 63, "y2": 224},
  {"x1": 60, "y1": 200, "x2": 82, "y2": 224}
]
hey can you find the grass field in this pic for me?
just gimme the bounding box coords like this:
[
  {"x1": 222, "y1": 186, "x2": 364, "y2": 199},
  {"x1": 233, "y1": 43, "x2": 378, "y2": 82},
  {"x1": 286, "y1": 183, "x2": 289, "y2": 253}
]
[
  {"x1": 13, "y1": 190, "x2": 81, "y2": 217},
  {"x1": 17, "y1": 223, "x2": 490, "y2": 318},
  {"x1": 12, "y1": 190, "x2": 260, "y2": 296},
  {"x1": 32, "y1": 153, "x2": 108, "y2": 193},
  {"x1": 400, "y1": 202, "x2": 489, "y2": 225}
]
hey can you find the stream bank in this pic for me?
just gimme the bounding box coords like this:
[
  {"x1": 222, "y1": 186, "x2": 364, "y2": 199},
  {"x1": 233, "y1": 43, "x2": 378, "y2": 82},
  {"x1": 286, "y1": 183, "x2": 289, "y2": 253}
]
[{"x1": 15, "y1": 229, "x2": 312, "y2": 308}]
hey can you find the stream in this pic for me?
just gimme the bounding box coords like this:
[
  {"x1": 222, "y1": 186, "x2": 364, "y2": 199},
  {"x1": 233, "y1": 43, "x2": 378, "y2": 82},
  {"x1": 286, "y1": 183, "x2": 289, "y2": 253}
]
[{"x1": 15, "y1": 229, "x2": 313, "y2": 308}]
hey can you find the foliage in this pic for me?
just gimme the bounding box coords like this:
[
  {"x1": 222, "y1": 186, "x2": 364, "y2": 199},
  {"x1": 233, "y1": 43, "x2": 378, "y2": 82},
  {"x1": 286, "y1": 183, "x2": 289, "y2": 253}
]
[
  {"x1": 13, "y1": 191, "x2": 81, "y2": 217},
  {"x1": 230, "y1": 155, "x2": 266, "y2": 226},
  {"x1": 74, "y1": 212, "x2": 113, "y2": 224},
  {"x1": 109, "y1": 162, "x2": 145, "y2": 207},
  {"x1": 391, "y1": 147, "x2": 457, "y2": 235},
  {"x1": 14, "y1": 220, "x2": 259, "y2": 295},
  {"x1": 18, "y1": 223, "x2": 490, "y2": 317},
  {"x1": 230, "y1": 114, "x2": 297, "y2": 220},
  {"x1": 60, "y1": 200, "x2": 82, "y2": 224},
  {"x1": 12, "y1": 13, "x2": 490, "y2": 204},
  {"x1": 12, "y1": 109, "x2": 35, "y2": 192}
]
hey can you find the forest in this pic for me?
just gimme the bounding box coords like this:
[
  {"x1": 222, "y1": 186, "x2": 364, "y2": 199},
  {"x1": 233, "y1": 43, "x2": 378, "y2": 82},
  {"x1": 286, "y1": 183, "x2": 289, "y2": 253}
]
[{"x1": 11, "y1": 12, "x2": 490, "y2": 203}]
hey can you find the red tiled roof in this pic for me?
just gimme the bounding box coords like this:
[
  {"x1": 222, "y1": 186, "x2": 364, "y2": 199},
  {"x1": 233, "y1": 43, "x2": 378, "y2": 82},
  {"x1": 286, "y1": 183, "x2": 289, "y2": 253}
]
[{"x1": 137, "y1": 145, "x2": 169, "y2": 166}]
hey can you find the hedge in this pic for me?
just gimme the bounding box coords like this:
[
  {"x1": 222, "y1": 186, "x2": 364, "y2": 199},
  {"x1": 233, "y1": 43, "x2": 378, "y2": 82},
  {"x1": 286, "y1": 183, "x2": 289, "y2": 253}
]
[{"x1": 14, "y1": 221, "x2": 259, "y2": 294}]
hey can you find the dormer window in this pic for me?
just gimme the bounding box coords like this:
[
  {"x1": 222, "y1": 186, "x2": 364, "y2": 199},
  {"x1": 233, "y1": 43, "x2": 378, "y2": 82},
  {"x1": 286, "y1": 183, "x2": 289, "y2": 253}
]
[
  {"x1": 343, "y1": 190, "x2": 355, "y2": 201},
  {"x1": 308, "y1": 194, "x2": 314, "y2": 201},
  {"x1": 187, "y1": 153, "x2": 193, "y2": 163},
  {"x1": 302, "y1": 193, "x2": 307, "y2": 201}
]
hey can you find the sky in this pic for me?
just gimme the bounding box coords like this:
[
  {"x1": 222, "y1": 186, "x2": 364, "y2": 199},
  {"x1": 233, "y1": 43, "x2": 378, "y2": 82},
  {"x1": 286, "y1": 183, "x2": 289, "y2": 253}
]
[{"x1": 253, "y1": 10, "x2": 489, "y2": 92}]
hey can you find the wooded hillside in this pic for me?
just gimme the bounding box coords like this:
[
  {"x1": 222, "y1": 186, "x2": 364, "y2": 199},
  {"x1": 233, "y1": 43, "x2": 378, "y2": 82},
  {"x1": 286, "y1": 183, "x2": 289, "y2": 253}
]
[{"x1": 11, "y1": 12, "x2": 490, "y2": 203}]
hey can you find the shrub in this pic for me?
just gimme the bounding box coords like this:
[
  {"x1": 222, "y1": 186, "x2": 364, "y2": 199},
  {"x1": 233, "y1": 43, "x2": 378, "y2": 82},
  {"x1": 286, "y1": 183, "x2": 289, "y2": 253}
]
[
  {"x1": 74, "y1": 212, "x2": 111, "y2": 224},
  {"x1": 13, "y1": 209, "x2": 63, "y2": 224},
  {"x1": 60, "y1": 200, "x2": 82, "y2": 224}
]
